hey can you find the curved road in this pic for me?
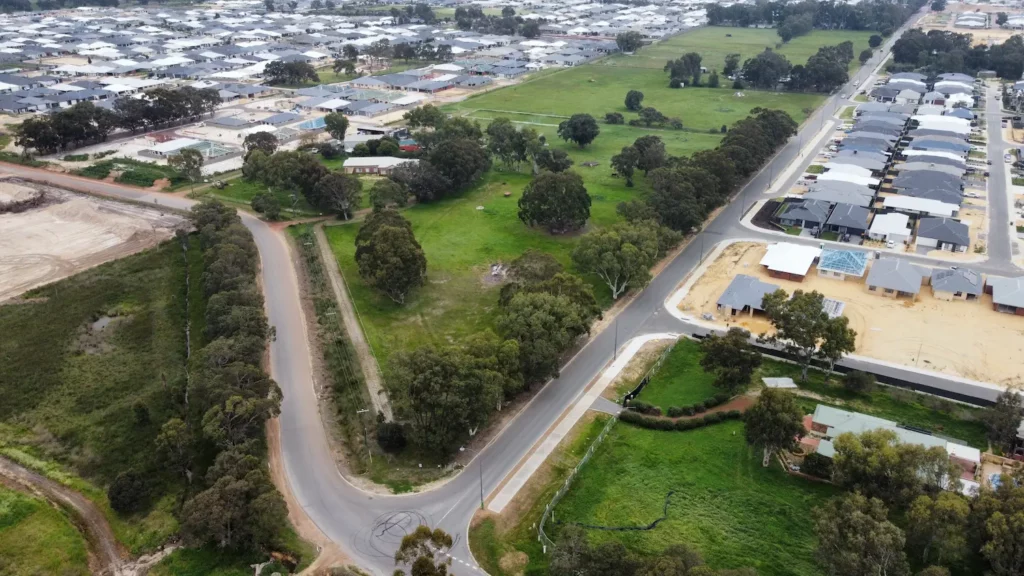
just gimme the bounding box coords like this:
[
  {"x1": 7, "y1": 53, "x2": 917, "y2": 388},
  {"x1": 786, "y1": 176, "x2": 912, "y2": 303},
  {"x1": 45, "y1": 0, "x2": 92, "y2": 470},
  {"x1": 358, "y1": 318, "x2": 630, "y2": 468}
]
[{"x1": 9, "y1": 12, "x2": 1016, "y2": 574}]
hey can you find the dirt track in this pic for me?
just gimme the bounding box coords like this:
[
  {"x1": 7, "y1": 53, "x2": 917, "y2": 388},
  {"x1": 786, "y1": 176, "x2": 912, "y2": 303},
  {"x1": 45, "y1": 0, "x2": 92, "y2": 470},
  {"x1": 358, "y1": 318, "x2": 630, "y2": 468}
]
[{"x1": 0, "y1": 456, "x2": 123, "y2": 575}]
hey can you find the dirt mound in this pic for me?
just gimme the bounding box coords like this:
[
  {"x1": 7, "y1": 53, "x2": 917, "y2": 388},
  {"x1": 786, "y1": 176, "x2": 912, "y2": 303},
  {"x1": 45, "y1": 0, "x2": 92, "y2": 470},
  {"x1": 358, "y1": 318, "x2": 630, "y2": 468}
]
[
  {"x1": 0, "y1": 182, "x2": 39, "y2": 203},
  {"x1": 49, "y1": 198, "x2": 155, "y2": 241}
]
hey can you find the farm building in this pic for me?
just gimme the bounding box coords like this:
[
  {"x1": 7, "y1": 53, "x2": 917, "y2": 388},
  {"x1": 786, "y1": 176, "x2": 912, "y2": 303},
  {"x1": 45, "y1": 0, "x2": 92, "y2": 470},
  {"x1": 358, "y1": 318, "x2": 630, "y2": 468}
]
[
  {"x1": 800, "y1": 405, "x2": 980, "y2": 495},
  {"x1": 758, "y1": 243, "x2": 821, "y2": 282},
  {"x1": 716, "y1": 274, "x2": 779, "y2": 318},
  {"x1": 342, "y1": 157, "x2": 416, "y2": 175}
]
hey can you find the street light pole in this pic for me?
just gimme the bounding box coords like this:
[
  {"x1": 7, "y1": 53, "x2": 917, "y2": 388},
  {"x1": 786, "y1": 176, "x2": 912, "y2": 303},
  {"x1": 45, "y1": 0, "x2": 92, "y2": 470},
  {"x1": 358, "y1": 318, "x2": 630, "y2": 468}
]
[{"x1": 460, "y1": 446, "x2": 484, "y2": 509}]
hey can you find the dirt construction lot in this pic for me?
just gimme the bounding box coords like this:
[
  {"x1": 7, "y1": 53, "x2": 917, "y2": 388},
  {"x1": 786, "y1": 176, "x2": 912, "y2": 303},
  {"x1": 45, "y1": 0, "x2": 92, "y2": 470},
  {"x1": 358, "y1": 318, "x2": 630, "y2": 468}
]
[
  {"x1": 0, "y1": 180, "x2": 185, "y2": 301},
  {"x1": 679, "y1": 242, "x2": 1024, "y2": 388}
]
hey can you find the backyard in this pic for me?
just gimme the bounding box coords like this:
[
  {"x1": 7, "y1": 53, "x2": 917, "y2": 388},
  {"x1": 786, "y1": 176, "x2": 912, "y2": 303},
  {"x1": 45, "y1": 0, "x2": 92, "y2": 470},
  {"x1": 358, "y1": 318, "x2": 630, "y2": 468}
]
[
  {"x1": 634, "y1": 339, "x2": 719, "y2": 409},
  {"x1": 551, "y1": 420, "x2": 836, "y2": 576}
]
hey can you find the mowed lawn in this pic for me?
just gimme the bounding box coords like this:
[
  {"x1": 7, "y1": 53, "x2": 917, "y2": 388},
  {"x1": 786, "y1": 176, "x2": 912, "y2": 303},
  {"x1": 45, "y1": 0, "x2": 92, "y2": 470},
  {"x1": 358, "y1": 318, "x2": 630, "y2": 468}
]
[
  {"x1": 0, "y1": 487, "x2": 90, "y2": 576},
  {"x1": 606, "y1": 27, "x2": 876, "y2": 72},
  {"x1": 636, "y1": 338, "x2": 719, "y2": 409},
  {"x1": 552, "y1": 421, "x2": 835, "y2": 576},
  {"x1": 446, "y1": 65, "x2": 824, "y2": 136}
]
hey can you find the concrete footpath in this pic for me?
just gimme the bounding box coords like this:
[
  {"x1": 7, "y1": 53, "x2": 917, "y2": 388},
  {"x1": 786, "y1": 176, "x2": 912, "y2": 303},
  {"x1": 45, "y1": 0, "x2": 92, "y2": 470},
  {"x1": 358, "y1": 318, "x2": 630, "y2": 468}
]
[{"x1": 486, "y1": 332, "x2": 677, "y2": 514}]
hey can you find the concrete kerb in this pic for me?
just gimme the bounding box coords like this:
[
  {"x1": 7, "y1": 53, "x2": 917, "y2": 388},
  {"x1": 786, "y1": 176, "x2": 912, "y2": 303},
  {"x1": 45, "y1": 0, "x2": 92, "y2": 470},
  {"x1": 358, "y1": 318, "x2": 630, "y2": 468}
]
[
  {"x1": 484, "y1": 332, "x2": 678, "y2": 515},
  {"x1": 660, "y1": 237, "x2": 1011, "y2": 395}
]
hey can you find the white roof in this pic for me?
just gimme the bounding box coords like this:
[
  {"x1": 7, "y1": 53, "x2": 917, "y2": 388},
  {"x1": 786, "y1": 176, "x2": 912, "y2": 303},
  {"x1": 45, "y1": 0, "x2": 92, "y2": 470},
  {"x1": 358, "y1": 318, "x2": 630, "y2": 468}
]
[
  {"x1": 149, "y1": 137, "x2": 201, "y2": 153},
  {"x1": 913, "y1": 115, "x2": 971, "y2": 134},
  {"x1": 762, "y1": 377, "x2": 797, "y2": 389},
  {"x1": 431, "y1": 63, "x2": 463, "y2": 72},
  {"x1": 903, "y1": 149, "x2": 964, "y2": 162},
  {"x1": 817, "y1": 171, "x2": 880, "y2": 187},
  {"x1": 869, "y1": 212, "x2": 911, "y2": 235},
  {"x1": 759, "y1": 242, "x2": 821, "y2": 276},
  {"x1": 826, "y1": 163, "x2": 873, "y2": 177},
  {"x1": 882, "y1": 195, "x2": 958, "y2": 217},
  {"x1": 316, "y1": 98, "x2": 350, "y2": 110},
  {"x1": 343, "y1": 157, "x2": 417, "y2": 168},
  {"x1": 947, "y1": 443, "x2": 981, "y2": 464}
]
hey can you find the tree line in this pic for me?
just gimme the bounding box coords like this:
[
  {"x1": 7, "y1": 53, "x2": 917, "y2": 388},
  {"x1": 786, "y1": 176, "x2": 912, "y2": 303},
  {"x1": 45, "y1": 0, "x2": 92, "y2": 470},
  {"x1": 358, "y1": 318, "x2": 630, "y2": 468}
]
[
  {"x1": 16, "y1": 87, "x2": 220, "y2": 155},
  {"x1": 665, "y1": 41, "x2": 859, "y2": 93},
  {"x1": 706, "y1": 0, "x2": 928, "y2": 38},
  {"x1": 108, "y1": 201, "x2": 289, "y2": 554},
  {"x1": 454, "y1": 5, "x2": 542, "y2": 38},
  {"x1": 891, "y1": 29, "x2": 1024, "y2": 79}
]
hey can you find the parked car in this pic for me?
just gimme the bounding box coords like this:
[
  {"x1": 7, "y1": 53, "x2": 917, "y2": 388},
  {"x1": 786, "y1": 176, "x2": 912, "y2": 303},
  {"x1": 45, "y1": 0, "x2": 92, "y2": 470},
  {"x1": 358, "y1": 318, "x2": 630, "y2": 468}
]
[{"x1": 886, "y1": 239, "x2": 896, "y2": 249}]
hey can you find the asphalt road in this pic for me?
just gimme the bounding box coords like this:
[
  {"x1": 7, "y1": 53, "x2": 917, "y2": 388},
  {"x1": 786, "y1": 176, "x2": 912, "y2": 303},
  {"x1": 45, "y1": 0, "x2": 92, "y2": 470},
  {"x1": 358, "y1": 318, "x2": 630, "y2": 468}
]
[
  {"x1": 9, "y1": 12, "x2": 1018, "y2": 573},
  {"x1": 984, "y1": 85, "x2": 1015, "y2": 266}
]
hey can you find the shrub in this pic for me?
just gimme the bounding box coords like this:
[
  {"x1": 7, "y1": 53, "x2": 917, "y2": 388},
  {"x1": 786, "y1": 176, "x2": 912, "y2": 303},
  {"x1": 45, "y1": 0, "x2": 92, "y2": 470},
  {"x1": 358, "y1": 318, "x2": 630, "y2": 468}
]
[
  {"x1": 627, "y1": 400, "x2": 662, "y2": 416},
  {"x1": 76, "y1": 162, "x2": 112, "y2": 179},
  {"x1": 63, "y1": 154, "x2": 88, "y2": 161},
  {"x1": 605, "y1": 112, "x2": 624, "y2": 124},
  {"x1": 842, "y1": 370, "x2": 876, "y2": 394},
  {"x1": 108, "y1": 470, "x2": 149, "y2": 514},
  {"x1": 93, "y1": 150, "x2": 116, "y2": 159},
  {"x1": 692, "y1": 401, "x2": 706, "y2": 413},
  {"x1": 376, "y1": 421, "x2": 407, "y2": 453},
  {"x1": 801, "y1": 452, "x2": 833, "y2": 479},
  {"x1": 725, "y1": 410, "x2": 742, "y2": 418},
  {"x1": 703, "y1": 412, "x2": 723, "y2": 424},
  {"x1": 132, "y1": 400, "x2": 150, "y2": 426},
  {"x1": 667, "y1": 406, "x2": 683, "y2": 418}
]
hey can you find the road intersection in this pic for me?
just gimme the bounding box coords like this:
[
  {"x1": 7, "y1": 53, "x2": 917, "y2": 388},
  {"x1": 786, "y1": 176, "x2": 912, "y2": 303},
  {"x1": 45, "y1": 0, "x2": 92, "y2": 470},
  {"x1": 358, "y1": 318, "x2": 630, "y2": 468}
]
[{"x1": 5, "y1": 11, "x2": 1019, "y2": 573}]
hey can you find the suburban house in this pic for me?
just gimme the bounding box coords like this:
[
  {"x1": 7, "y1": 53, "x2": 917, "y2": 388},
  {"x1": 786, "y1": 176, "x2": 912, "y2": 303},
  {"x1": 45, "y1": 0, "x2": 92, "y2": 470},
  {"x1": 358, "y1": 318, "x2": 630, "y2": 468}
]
[
  {"x1": 931, "y1": 268, "x2": 983, "y2": 301},
  {"x1": 716, "y1": 274, "x2": 779, "y2": 317},
  {"x1": 800, "y1": 405, "x2": 980, "y2": 495},
  {"x1": 865, "y1": 257, "x2": 929, "y2": 299},
  {"x1": 917, "y1": 217, "x2": 970, "y2": 252},
  {"x1": 759, "y1": 243, "x2": 821, "y2": 282},
  {"x1": 824, "y1": 203, "x2": 871, "y2": 237},
  {"x1": 342, "y1": 157, "x2": 416, "y2": 175},
  {"x1": 777, "y1": 199, "x2": 830, "y2": 230},
  {"x1": 816, "y1": 249, "x2": 868, "y2": 281},
  {"x1": 868, "y1": 212, "x2": 912, "y2": 245},
  {"x1": 985, "y1": 276, "x2": 1024, "y2": 315}
]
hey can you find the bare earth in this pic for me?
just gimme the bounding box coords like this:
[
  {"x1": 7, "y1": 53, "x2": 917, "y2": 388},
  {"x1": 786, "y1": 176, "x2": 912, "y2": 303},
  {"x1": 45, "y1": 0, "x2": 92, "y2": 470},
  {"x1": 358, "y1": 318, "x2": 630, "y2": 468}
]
[
  {"x1": 0, "y1": 181, "x2": 184, "y2": 302},
  {"x1": 679, "y1": 242, "x2": 1024, "y2": 387}
]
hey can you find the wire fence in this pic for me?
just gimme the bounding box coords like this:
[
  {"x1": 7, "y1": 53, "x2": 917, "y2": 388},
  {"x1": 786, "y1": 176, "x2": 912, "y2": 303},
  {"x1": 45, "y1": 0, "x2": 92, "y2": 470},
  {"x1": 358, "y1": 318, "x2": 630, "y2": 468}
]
[
  {"x1": 538, "y1": 413, "x2": 617, "y2": 553},
  {"x1": 621, "y1": 340, "x2": 677, "y2": 406}
]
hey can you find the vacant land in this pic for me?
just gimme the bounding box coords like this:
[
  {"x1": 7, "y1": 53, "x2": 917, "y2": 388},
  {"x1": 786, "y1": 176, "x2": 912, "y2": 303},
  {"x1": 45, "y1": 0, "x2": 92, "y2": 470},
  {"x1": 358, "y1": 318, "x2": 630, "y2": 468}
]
[
  {"x1": 610, "y1": 27, "x2": 875, "y2": 72},
  {"x1": 636, "y1": 338, "x2": 720, "y2": 409},
  {"x1": 324, "y1": 171, "x2": 606, "y2": 370},
  {"x1": 0, "y1": 486, "x2": 90, "y2": 576},
  {"x1": 446, "y1": 67, "x2": 823, "y2": 136},
  {"x1": 552, "y1": 420, "x2": 835, "y2": 575},
  {"x1": 679, "y1": 242, "x2": 1024, "y2": 387},
  {"x1": 0, "y1": 239, "x2": 194, "y2": 551},
  {"x1": 470, "y1": 414, "x2": 612, "y2": 576},
  {"x1": 0, "y1": 182, "x2": 184, "y2": 302}
]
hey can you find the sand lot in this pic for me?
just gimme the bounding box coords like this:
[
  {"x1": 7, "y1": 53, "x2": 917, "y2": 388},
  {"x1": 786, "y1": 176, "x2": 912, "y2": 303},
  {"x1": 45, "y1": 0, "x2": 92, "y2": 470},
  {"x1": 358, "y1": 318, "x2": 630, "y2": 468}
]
[
  {"x1": 679, "y1": 242, "x2": 1024, "y2": 387},
  {"x1": 0, "y1": 181, "x2": 185, "y2": 301}
]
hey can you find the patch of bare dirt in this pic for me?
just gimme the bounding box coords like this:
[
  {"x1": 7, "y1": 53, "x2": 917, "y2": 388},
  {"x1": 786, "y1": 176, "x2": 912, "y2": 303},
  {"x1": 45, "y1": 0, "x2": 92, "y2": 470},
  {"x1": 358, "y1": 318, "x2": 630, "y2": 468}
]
[
  {"x1": 499, "y1": 551, "x2": 528, "y2": 575},
  {"x1": 148, "y1": 178, "x2": 170, "y2": 191}
]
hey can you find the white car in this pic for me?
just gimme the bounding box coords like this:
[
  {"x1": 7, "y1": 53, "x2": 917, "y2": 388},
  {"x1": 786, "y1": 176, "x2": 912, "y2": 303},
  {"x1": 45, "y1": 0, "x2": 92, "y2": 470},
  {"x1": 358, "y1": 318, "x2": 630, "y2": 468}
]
[{"x1": 886, "y1": 240, "x2": 896, "y2": 249}]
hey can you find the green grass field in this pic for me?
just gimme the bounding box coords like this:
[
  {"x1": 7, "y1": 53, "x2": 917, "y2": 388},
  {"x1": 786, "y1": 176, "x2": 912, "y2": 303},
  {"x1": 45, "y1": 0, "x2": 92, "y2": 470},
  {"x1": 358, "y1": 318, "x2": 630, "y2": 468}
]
[
  {"x1": 0, "y1": 241, "x2": 196, "y2": 552},
  {"x1": 0, "y1": 487, "x2": 90, "y2": 576},
  {"x1": 324, "y1": 171, "x2": 611, "y2": 372},
  {"x1": 552, "y1": 421, "x2": 836, "y2": 575},
  {"x1": 636, "y1": 339, "x2": 720, "y2": 409},
  {"x1": 608, "y1": 27, "x2": 875, "y2": 72}
]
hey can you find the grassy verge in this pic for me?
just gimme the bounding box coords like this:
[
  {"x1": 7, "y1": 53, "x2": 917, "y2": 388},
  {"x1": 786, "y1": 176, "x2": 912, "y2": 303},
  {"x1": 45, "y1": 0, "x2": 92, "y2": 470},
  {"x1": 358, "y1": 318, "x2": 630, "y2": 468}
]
[
  {"x1": 806, "y1": 164, "x2": 825, "y2": 174},
  {"x1": 636, "y1": 339, "x2": 719, "y2": 409},
  {"x1": 204, "y1": 177, "x2": 321, "y2": 218},
  {"x1": 761, "y1": 359, "x2": 988, "y2": 448},
  {"x1": 839, "y1": 106, "x2": 855, "y2": 120},
  {"x1": 553, "y1": 421, "x2": 835, "y2": 575},
  {"x1": 469, "y1": 414, "x2": 612, "y2": 576},
  {"x1": 0, "y1": 486, "x2": 91, "y2": 576}
]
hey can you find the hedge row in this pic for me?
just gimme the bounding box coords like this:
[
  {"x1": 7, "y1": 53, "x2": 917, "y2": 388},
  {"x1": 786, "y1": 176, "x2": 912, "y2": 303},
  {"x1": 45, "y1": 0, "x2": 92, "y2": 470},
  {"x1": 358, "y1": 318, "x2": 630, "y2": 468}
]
[
  {"x1": 666, "y1": 393, "x2": 732, "y2": 418},
  {"x1": 619, "y1": 408, "x2": 743, "y2": 431}
]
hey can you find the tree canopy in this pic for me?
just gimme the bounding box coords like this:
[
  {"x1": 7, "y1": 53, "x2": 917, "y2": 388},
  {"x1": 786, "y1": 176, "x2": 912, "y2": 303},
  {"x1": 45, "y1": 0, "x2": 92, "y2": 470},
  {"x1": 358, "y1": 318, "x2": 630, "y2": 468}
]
[
  {"x1": 557, "y1": 113, "x2": 600, "y2": 148},
  {"x1": 518, "y1": 171, "x2": 591, "y2": 234}
]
